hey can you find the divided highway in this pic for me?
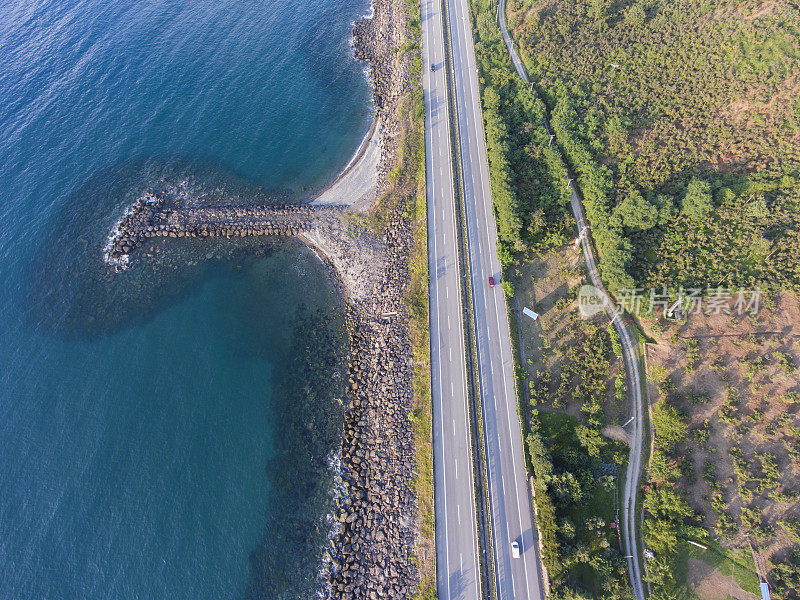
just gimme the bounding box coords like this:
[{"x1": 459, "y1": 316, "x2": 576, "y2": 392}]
[
  {"x1": 496, "y1": 1, "x2": 647, "y2": 598},
  {"x1": 421, "y1": 0, "x2": 481, "y2": 598},
  {"x1": 444, "y1": 0, "x2": 545, "y2": 597}
]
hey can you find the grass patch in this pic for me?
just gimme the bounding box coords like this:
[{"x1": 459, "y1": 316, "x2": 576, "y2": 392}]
[
  {"x1": 388, "y1": 0, "x2": 435, "y2": 597},
  {"x1": 680, "y1": 540, "x2": 761, "y2": 597}
]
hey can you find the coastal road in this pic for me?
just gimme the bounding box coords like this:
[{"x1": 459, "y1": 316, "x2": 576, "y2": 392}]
[
  {"x1": 496, "y1": 1, "x2": 647, "y2": 598},
  {"x1": 445, "y1": 0, "x2": 545, "y2": 597},
  {"x1": 421, "y1": 0, "x2": 482, "y2": 599}
]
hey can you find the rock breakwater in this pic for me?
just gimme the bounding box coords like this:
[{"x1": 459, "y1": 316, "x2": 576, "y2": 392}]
[
  {"x1": 105, "y1": 193, "x2": 321, "y2": 264},
  {"x1": 327, "y1": 202, "x2": 417, "y2": 600}
]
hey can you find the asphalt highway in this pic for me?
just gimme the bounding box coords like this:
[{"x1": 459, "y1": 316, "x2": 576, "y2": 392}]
[
  {"x1": 421, "y1": 0, "x2": 482, "y2": 598},
  {"x1": 444, "y1": 0, "x2": 545, "y2": 597}
]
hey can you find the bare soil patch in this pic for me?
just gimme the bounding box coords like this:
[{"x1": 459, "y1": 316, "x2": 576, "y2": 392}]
[{"x1": 642, "y1": 290, "x2": 800, "y2": 594}]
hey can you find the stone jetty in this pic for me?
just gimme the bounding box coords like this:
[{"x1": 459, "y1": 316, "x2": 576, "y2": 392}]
[{"x1": 105, "y1": 193, "x2": 328, "y2": 262}]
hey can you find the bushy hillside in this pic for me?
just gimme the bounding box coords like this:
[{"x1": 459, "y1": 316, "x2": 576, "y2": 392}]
[{"x1": 506, "y1": 0, "x2": 800, "y2": 290}]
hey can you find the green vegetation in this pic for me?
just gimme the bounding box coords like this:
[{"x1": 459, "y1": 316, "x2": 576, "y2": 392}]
[
  {"x1": 683, "y1": 540, "x2": 761, "y2": 597},
  {"x1": 471, "y1": 0, "x2": 573, "y2": 268},
  {"x1": 507, "y1": 267, "x2": 632, "y2": 597},
  {"x1": 470, "y1": 0, "x2": 800, "y2": 596},
  {"x1": 773, "y1": 548, "x2": 800, "y2": 597},
  {"x1": 475, "y1": 0, "x2": 800, "y2": 592},
  {"x1": 528, "y1": 411, "x2": 631, "y2": 599},
  {"x1": 385, "y1": 1, "x2": 435, "y2": 597},
  {"x1": 404, "y1": 81, "x2": 436, "y2": 598},
  {"x1": 641, "y1": 307, "x2": 800, "y2": 600},
  {"x1": 502, "y1": 0, "x2": 800, "y2": 291},
  {"x1": 643, "y1": 399, "x2": 708, "y2": 599},
  {"x1": 469, "y1": 4, "x2": 634, "y2": 581}
]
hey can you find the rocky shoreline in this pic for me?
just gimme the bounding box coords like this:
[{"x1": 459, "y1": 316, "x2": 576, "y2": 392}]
[
  {"x1": 103, "y1": 1, "x2": 423, "y2": 597},
  {"x1": 352, "y1": 0, "x2": 411, "y2": 190}
]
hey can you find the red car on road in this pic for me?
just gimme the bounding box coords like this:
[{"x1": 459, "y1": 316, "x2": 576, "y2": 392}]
[{"x1": 488, "y1": 276, "x2": 495, "y2": 288}]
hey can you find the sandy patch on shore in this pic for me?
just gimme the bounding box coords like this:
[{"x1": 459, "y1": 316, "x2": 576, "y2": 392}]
[
  {"x1": 300, "y1": 219, "x2": 385, "y2": 302},
  {"x1": 313, "y1": 120, "x2": 381, "y2": 212}
]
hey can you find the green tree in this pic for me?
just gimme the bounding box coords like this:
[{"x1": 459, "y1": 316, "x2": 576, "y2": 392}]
[
  {"x1": 624, "y1": 4, "x2": 646, "y2": 27},
  {"x1": 550, "y1": 472, "x2": 585, "y2": 504},
  {"x1": 598, "y1": 238, "x2": 635, "y2": 291},
  {"x1": 589, "y1": 0, "x2": 608, "y2": 26},
  {"x1": 559, "y1": 517, "x2": 576, "y2": 541},
  {"x1": 552, "y1": 585, "x2": 593, "y2": 600},
  {"x1": 652, "y1": 193, "x2": 676, "y2": 226},
  {"x1": 613, "y1": 190, "x2": 659, "y2": 231},
  {"x1": 648, "y1": 450, "x2": 680, "y2": 482},
  {"x1": 746, "y1": 196, "x2": 769, "y2": 218},
  {"x1": 576, "y1": 423, "x2": 606, "y2": 457},
  {"x1": 652, "y1": 402, "x2": 688, "y2": 452},
  {"x1": 681, "y1": 177, "x2": 714, "y2": 222},
  {"x1": 482, "y1": 87, "x2": 523, "y2": 243},
  {"x1": 527, "y1": 431, "x2": 554, "y2": 481}
]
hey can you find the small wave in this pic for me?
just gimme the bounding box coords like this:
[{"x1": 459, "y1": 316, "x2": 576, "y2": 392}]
[
  {"x1": 361, "y1": 0, "x2": 375, "y2": 20},
  {"x1": 319, "y1": 447, "x2": 349, "y2": 599},
  {"x1": 348, "y1": 32, "x2": 375, "y2": 89},
  {"x1": 102, "y1": 191, "x2": 159, "y2": 270},
  {"x1": 351, "y1": 0, "x2": 374, "y2": 23}
]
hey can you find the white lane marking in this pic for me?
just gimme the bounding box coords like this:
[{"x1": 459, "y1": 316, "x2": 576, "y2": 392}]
[
  {"x1": 458, "y1": 504, "x2": 461, "y2": 524},
  {"x1": 450, "y1": 2, "x2": 510, "y2": 598},
  {"x1": 427, "y1": 2, "x2": 482, "y2": 597},
  {"x1": 453, "y1": 418, "x2": 456, "y2": 436},
  {"x1": 422, "y1": 4, "x2": 451, "y2": 599},
  {"x1": 455, "y1": 458, "x2": 458, "y2": 480}
]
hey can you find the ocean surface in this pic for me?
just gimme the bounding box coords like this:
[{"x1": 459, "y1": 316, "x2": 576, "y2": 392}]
[{"x1": 0, "y1": 1, "x2": 372, "y2": 598}]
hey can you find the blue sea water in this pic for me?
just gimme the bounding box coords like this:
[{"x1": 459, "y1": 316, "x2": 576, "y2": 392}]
[{"x1": 0, "y1": 0, "x2": 371, "y2": 598}]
